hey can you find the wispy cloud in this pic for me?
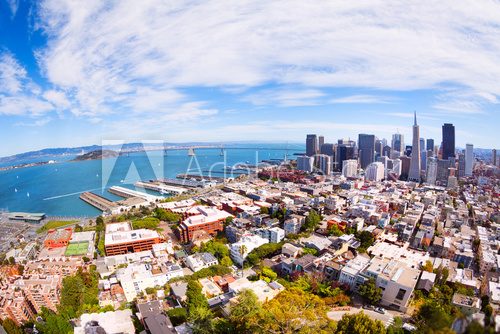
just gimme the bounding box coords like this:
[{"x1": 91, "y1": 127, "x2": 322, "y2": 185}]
[
  {"x1": 242, "y1": 88, "x2": 325, "y2": 107},
  {"x1": 330, "y1": 94, "x2": 395, "y2": 104},
  {"x1": 14, "y1": 117, "x2": 51, "y2": 127}
]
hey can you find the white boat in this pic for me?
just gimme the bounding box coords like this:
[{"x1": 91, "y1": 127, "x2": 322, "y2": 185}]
[
  {"x1": 14, "y1": 188, "x2": 17, "y2": 193},
  {"x1": 26, "y1": 192, "x2": 30, "y2": 197}
]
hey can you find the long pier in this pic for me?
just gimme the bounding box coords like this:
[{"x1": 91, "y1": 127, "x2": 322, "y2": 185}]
[
  {"x1": 134, "y1": 181, "x2": 187, "y2": 195},
  {"x1": 108, "y1": 186, "x2": 163, "y2": 202},
  {"x1": 80, "y1": 192, "x2": 119, "y2": 212}
]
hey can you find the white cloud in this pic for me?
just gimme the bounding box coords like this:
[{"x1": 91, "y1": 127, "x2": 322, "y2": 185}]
[
  {"x1": 0, "y1": 53, "x2": 27, "y2": 94},
  {"x1": 330, "y1": 95, "x2": 395, "y2": 104},
  {"x1": 33, "y1": 0, "x2": 500, "y2": 117},
  {"x1": 6, "y1": 0, "x2": 19, "y2": 18},
  {"x1": 242, "y1": 88, "x2": 325, "y2": 107},
  {"x1": 14, "y1": 117, "x2": 52, "y2": 127},
  {"x1": 43, "y1": 89, "x2": 71, "y2": 109}
]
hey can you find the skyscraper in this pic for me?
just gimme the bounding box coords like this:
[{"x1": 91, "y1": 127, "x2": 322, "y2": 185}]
[
  {"x1": 358, "y1": 134, "x2": 375, "y2": 169},
  {"x1": 493, "y1": 149, "x2": 497, "y2": 166},
  {"x1": 391, "y1": 133, "x2": 404, "y2": 155},
  {"x1": 318, "y1": 154, "x2": 332, "y2": 175},
  {"x1": 320, "y1": 143, "x2": 335, "y2": 157},
  {"x1": 306, "y1": 134, "x2": 318, "y2": 157},
  {"x1": 408, "y1": 112, "x2": 421, "y2": 182},
  {"x1": 336, "y1": 143, "x2": 355, "y2": 172},
  {"x1": 442, "y1": 123, "x2": 455, "y2": 160},
  {"x1": 318, "y1": 136, "x2": 325, "y2": 148},
  {"x1": 426, "y1": 139, "x2": 434, "y2": 152},
  {"x1": 465, "y1": 144, "x2": 473, "y2": 176},
  {"x1": 365, "y1": 162, "x2": 384, "y2": 182},
  {"x1": 426, "y1": 157, "x2": 437, "y2": 185},
  {"x1": 297, "y1": 155, "x2": 314, "y2": 172}
]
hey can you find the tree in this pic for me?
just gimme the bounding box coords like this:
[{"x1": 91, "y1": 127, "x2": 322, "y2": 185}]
[
  {"x1": 334, "y1": 312, "x2": 386, "y2": 334},
  {"x1": 414, "y1": 300, "x2": 452, "y2": 332},
  {"x1": 356, "y1": 231, "x2": 375, "y2": 252},
  {"x1": 422, "y1": 260, "x2": 433, "y2": 273},
  {"x1": 387, "y1": 317, "x2": 404, "y2": 334},
  {"x1": 220, "y1": 255, "x2": 233, "y2": 267},
  {"x1": 1, "y1": 319, "x2": 22, "y2": 334},
  {"x1": 256, "y1": 288, "x2": 335, "y2": 333},
  {"x1": 358, "y1": 278, "x2": 382, "y2": 305},
  {"x1": 167, "y1": 307, "x2": 188, "y2": 326},
  {"x1": 200, "y1": 240, "x2": 229, "y2": 260},
  {"x1": 74, "y1": 224, "x2": 83, "y2": 232},
  {"x1": 228, "y1": 289, "x2": 263, "y2": 333},
  {"x1": 8, "y1": 257, "x2": 15, "y2": 265},
  {"x1": 153, "y1": 208, "x2": 181, "y2": 222},
  {"x1": 260, "y1": 206, "x2": 269, "y2": 214},
  {"x1": 303, "y1": 210, "x2": 322, "y2": 231},
  {"x1": 464, "y1": 321, "x2": 487, "y2": 334},
  {"x1": 189, "y1": 305, "x2": 214, "y2": 334},
  {"x1": 328, "y1": 224, "x2": 344, "y2": 236}
]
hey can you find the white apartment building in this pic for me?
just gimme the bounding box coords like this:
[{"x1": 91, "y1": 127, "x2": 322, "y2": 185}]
[
  {"x1": 339, "y1": 254, "x2": 370, "y2": 291},
  {"x1": 365, "y1": 162, "x2": 384, "y2": 182},
  {"x1": 230, "y1": 234, "x2": 268, "y2": 266},
  {"x1": 116, "y1": 262, "x2": 183, "y2": 301},
  {"x1": 297, "y1": 155, "x2": 315, "y2": 173},
  {"x1": 342, "y1": 159, "x2": 358, "y2": 178},
  {"x1": 185, "y1": 252, "x2": 218, "y2": 272},
  {"x1": 361, "y1": 257, "x2": 421, "y2": 312},
  {"x1": 283, "y1": 218, "x2": 301, "y2": 236}
]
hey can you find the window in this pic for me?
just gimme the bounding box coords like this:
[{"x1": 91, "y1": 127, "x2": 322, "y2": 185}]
[{"x1": 395, "y1": 288, "x2": 406, "y2": 300}]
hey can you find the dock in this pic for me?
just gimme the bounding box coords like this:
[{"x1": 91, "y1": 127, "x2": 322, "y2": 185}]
[
  {"x1": 176, "y1": 174, "x2": 226, "y2": 182},
  {"x1": 108, "y1": 186, "x2": 163, "y2": 202},
  {"x1": 159, "y1": 177, "x2": 210, "y2": 188},
  {"x1": 134, "y1": 181, "x2": 187, "y2": 195},
  {"x1": 80, "y1": 192, "x2": 119, "y2": 212}
]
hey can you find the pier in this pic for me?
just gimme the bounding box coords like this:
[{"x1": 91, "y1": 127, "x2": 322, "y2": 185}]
[
  {"x1": 108, "y1": 186, "x2": 163, "y2": 202},
  {"x1": 80, "y1": 192, "x2": 119, "y2": 212},
  {"x1": 134, "y1": 181, "x2": 188, "y2": 195}
]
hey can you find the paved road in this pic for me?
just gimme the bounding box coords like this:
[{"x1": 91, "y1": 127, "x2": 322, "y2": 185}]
[{"x1": 327, "y1": 307, "x2": 394, "y2": 327}]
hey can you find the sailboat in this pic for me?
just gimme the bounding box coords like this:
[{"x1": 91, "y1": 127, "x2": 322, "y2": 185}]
[
  {"x1": 14, "y1": 188, "x2": 17, "y2": 193},
  {"x1": 188, "y1": 147, "x2": 196, "y2": 156},
  {"x1": 26, "y1": 192, "x2": 30, "y2": 197}
]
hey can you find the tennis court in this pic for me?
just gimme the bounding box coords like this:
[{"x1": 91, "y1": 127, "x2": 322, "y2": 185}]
[{"x1": 64, "y1": 241, "x2": 89, "y2": 256}]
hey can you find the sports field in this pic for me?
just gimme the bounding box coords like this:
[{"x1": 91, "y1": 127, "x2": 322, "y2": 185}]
[{"x1": 64, "y1": 241, "x2": 89, "y2": 256}]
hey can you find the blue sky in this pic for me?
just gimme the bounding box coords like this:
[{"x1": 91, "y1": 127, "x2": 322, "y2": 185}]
[{"x1": 1, "y1": 0, "x2": 499, "y2": 157}]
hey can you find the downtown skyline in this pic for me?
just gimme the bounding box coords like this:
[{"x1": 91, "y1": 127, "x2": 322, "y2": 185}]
[{"x1": 2, "y1": 0, "x2": 500, "y2": 157}]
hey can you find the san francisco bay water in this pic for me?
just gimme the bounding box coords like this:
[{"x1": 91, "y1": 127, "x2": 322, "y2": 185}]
[{"x1": 0, "y1": 144, "x2": 302, "y2": 217}]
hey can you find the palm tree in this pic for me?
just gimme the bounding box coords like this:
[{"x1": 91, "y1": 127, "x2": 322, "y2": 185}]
[{"x1": 239, "y1": 244, "x2": 248, "y2": 276}]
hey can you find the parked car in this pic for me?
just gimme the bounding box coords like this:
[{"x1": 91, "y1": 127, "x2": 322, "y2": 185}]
[
  {"x1": 375, "y1": 307, "x2": 386, "y2": 314},
  {"x1": 363, "y1": 304, "x2": 374, "y2": 310}
]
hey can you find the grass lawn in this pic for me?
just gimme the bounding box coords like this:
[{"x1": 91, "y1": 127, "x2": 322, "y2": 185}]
[
  {"x1": 37, "y1": 220, "x2": 77, "y2": 234},
  {"x1": 65, "y1": 242, "x2": 89, "y2": 256}
]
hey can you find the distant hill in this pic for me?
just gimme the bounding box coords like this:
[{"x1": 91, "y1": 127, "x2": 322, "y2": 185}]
[{"x1": 72, "y1": 150, "x2": 119, "y2": 161}]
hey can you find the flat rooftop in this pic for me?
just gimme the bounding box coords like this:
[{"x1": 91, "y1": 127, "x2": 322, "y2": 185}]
[{"x1": 105, "y1": 228, "x2": 160, "y2": 246}]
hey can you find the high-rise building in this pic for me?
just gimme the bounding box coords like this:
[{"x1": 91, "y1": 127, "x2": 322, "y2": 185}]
[
  {"x1": 320, "y1": 143, "x2": 335, "y2": 157},
  {"x1": 306, "y1": 134, "x2": 318, "y2": 157},
  {"x1": 297, "y1": 155, "x2": 315, "y2": 172},
  {"x1": 375, "y1": 139, "x2": 383, "y2": 158},
  {"x1": 399, "y1": 156, "x2": 411, "y2": 180},
  {"x1": 457, "y1": 153, "x2": 466, "y2": 178},
  {"x1": 342, "y1": 159, "x2": 358, "y2": 178},
  {"x1": 493, "y1": 149, "x2": 497, "y2": 166},
  {"x1": 437, "y1": 159, "x2": 453, "y2": 185},
  {"x1": 419, "y1": 138, "x2": 425, "y2": 152},
  {"x1": 465, "y1": 144, "x2": 473, "y2": 176},
  {"x1": 382, "y1": 145, "x2": 391, "y2": 157},
  {"x1": 336, "y1": 143, "x2": 355, "y2": 172},
  {"x1": 421, "y1": 150, "x2": 427, "y2": 171},
  {"x1": 318, "y1": 154, "x2": 332, "y2": 175},
  {"x1": 426, "y1": 157, "x2": 437, "y2": 185},
  {"x1": 358, "y1": 134, "x2": 375, "y2": 170},
  {"x1": 408, "y1": 112, "x2": 421, "y2": 182},
  {"x1": 318, "y1": 136, "x2": 325, "y2": 148},
  {"x1": 365, "y1": 162, "x2": 384, "y2": 182},
  {"x1": 442, "y1": 123, "x2": 455, "y2": 160},
  {"x1": 391, "y1": 133, "x2": 404, "y2": 155},
  {"x1": 426, "y1": 139, "x2": 434, "y2": 152}
]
